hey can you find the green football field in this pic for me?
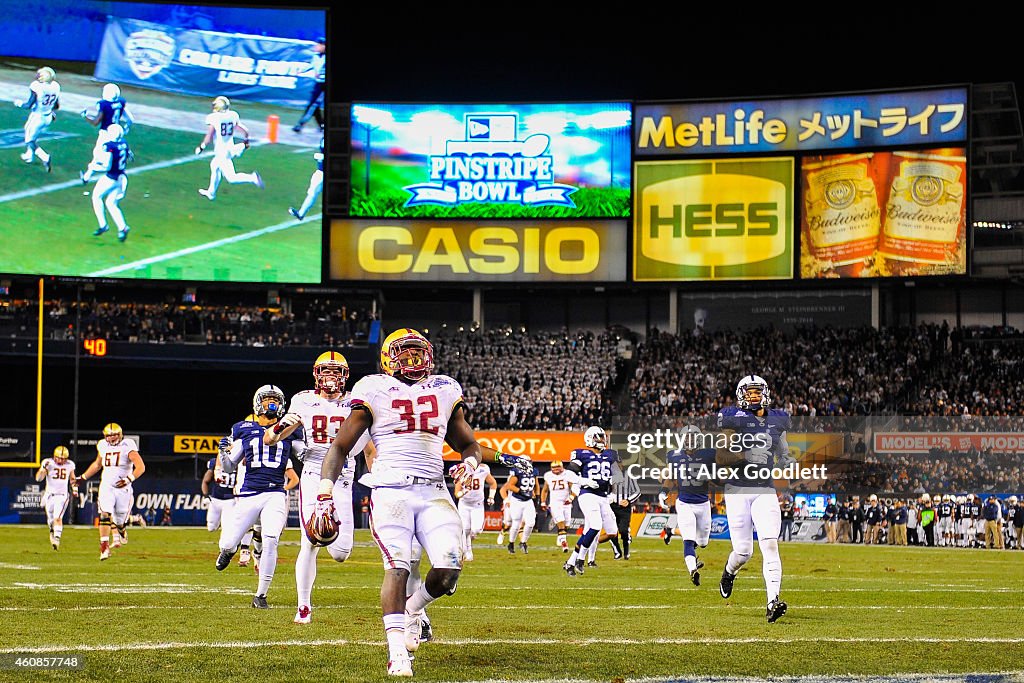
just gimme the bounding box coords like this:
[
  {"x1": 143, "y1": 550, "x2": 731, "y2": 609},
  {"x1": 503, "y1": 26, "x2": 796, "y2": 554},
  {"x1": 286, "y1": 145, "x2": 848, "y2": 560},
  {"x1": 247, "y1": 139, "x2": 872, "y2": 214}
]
[
  {"x1": 0, "y1": 65, "x2": 322, "y2": 283},
  {"x1": 0, "y1": 525, "x2": 1021, "y2": 683}
]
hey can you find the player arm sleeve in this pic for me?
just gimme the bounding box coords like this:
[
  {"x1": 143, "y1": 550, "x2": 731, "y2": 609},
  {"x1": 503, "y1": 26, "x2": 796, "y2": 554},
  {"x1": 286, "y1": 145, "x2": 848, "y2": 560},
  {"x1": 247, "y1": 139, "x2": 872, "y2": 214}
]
[
  {"x1": 19, "y1": 91, "x2": 37, "y2": 109},
  {"x1": 220, "y1": 440, "x2": 244, "y2": 473},
  {"x1": 565, "y1": 459, "x2": 583, "y2": 475}
]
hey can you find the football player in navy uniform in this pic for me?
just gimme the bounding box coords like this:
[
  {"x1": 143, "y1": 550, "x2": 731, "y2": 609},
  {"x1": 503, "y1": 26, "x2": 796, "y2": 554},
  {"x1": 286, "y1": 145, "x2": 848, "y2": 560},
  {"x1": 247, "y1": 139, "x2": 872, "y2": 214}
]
[
  {"x1": 80, "y1": 83, "x2": 133, "y2": 184},
  {"x1": 289, "y1": 136, "x2": 323, "y2": 221},
  {"x1": 660, "y1": 425, "x2": 715, "y2": 586},
  {"x1": 215, "y1": 385, "x2": 305, "y2": 609},
  {"x1": 201, "y1": 454, "x2": 236, "y2": 533},
  {"x1": 562, "y1": 426, "x2": 613, "y2": 577},
  {"x1": 86, "y1": 123, "x2": 132, "y2": 242},
  {"x1": 505, "y1": 455, "x2": 539, "y2": 554},
  {"x1": 717, "y1": 375, "x2": 794, "y2": 623}
]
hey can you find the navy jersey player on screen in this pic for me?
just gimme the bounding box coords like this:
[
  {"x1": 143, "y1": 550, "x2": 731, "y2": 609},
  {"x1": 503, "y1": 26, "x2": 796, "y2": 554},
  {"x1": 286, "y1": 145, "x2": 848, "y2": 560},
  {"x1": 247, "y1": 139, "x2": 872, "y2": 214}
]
[
  {"x1": 85, "y1": 124, "x2": 133, "y2": 243},
  {"x1": 717, "y1": 374, "x2": 795, "y2": 623},
  {"x1": 562, "y1": 426, "x2": 615, "y2": 576},
  {"x1": 215, "y1": 385, "x2": 303, "y2": 609},
  {"x1": 80, "y1": 83, "x2": 133, "y2": 184}
]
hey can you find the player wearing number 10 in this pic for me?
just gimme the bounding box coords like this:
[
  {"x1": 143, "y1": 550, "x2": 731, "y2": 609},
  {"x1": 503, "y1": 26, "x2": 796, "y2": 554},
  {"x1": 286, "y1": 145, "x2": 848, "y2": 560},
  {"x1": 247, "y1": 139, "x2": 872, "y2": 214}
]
[
  {"x1": 265, "y1": 350, "x2": 376, "y2": 625},
  {"x1": 215, "y1": 385, "x2": 304, "y2": 610}
]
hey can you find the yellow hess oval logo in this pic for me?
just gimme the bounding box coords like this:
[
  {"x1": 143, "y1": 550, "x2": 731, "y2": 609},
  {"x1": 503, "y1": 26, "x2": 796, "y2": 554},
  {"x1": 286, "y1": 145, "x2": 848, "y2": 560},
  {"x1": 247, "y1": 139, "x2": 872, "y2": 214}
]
[{"x1": 640, "y1": 173, "x2": 787, "y2": 267}]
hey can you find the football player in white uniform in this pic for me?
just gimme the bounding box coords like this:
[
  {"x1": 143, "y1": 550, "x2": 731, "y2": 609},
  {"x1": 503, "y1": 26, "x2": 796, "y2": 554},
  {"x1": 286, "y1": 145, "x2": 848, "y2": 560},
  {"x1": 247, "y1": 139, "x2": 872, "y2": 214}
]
[
  {"x1": 310, "y1": 328, "x2": 529, "y2": 677},
  {"x1": 216, "y1": 386, "x2": 302, "y2": 609},
  {"x1": 288, "y1": 136, "x2": 323, "y2": 221},
  {"x1": 13, "y1": 66, "x2": 60, "y2": 172},
  {"x1": 717, "y1": 375, "x2": 794, "y2": 624},
  {"x1": 265, "y1": 350, "x2": 374, "y2": 624},
  {"x1": 35, "y1": 445, "x2": 77, "y2": 550},
  {"x1": 454, "y1": 458, "x2": 496, "y2": 561},
  {"x1": 195, "y1": 96, "x2": 263, "y2": 200},
  {"x1": 541, "y1": 460, "x2": 576, "y2": 552},
  {"x1": 76, "y1": 423, "x2": 145, "y2": 560}
]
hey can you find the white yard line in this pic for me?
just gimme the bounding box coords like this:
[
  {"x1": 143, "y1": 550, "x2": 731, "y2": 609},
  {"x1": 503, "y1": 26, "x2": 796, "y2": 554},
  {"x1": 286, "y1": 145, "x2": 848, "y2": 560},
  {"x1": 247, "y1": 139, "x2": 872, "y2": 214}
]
[
  {"x1": 464, "y1": 674, "x2": 1024, "y2": 683},
  {"x1": 0, "y1": 603, "x2": 1015, "y2": 612},
  {"x1": 85, "y1": 212, "x2": 320, "y2": 277},
  {"x1": 2, "y1": 637, "x2": 1024, "y2": 655}
]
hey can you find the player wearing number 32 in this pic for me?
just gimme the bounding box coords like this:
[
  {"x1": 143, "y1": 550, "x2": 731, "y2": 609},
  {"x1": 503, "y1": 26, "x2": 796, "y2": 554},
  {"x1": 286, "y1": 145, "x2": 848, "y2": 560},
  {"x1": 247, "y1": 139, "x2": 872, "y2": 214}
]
[
  {"x1": 264, "y1": 350, "x2": 376, "y2": 625},
  {"x1": 76, "y1": 423, "x2": 144, "y2": 561},
  {"x1": 313, "y1": 328, "x2": 528, "y2": 678},
  {"x1": 215, "y1": 385, "x2": 304, "y2": 611}
]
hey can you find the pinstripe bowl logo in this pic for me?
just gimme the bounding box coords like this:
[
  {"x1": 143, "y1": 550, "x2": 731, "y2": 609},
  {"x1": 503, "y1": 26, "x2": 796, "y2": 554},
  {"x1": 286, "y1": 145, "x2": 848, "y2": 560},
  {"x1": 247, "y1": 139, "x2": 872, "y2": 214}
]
[{"x1": 125, "y1": 29, "x2": 175, "y2": 80}]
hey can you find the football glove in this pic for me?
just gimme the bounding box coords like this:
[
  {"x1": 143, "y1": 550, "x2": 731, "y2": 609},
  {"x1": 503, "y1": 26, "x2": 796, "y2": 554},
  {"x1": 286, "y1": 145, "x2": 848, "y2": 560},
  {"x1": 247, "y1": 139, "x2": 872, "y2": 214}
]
[
  {"x1": 448, "y1": 456, "x2": 478, "y2": 488},
  {"x1": 776, "y1": 453, "x2": 798, "y2": 468},
  {"x1": 273, "y1": 412, "x2": 302, "y2": 434},
  {"x1": 13, "y1": 99, "x2": 23, "y2": 108},
  {"x1": 305, "y1": 493, "x2": 339, "y2": 546},
  {"x1": 80, "y1": 109, "x2": 89, "y2": 118},
  {"x1": 74, "y1": 477, "x2": 87, "y2": 489},
  {"x1": 242, "y1": 138, "x2": 250, "y2": 149},
  {"x1": 658, "y1": 490, "x2": 668, "y2": 506},
  {"x1": 218, "y1": 436, "x2": 232, "y2": 454},
  {"x1": 579, "y1": 477, "x2": 600, "y2": 489},
  {"x1": 194, "y1": 144, "x2": 205, "y2": 155},
  {"x1": 744, "y1": 444, "x2": 772, "y2": 465}
]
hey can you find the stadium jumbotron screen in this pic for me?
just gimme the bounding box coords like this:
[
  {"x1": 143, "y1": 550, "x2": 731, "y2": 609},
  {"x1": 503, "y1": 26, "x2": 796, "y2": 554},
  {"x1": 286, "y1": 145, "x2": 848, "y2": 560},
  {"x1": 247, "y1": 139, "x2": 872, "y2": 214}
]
[
  {"x1": 350, "y1": 102, "x2": 633, "y2": 219},
  {"x1": 0, "y1": 0, "x2": 326, "y2": 282}
]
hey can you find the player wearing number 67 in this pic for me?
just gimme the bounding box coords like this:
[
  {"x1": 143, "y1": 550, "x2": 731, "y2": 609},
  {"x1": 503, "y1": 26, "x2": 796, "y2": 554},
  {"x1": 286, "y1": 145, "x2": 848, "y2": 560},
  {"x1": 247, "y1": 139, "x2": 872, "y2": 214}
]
[
  {"x1": 313, "y1": 327, "x2": 515, "y2": 678},
  {"x1": 214, "y1": 386, "x2": 304, "y2": 611},
  {"x1": 264, "y1": 350, "x2": 376, "y2": 625}
]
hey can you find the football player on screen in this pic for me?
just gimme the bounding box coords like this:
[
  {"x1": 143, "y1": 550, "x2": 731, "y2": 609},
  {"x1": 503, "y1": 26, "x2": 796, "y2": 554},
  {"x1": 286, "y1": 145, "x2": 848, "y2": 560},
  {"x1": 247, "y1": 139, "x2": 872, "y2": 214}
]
[
  {"x1": 195, "y1": 96, "x2": 263, "y2": 200},
  {"x1": 289, "y1": 136, "x2": 323, "y2": 221},
  {"x1": 80, "y1": 83, "x2": 134, "y2": 184},
  {"x1": 717, "y1": 375, "x2": 795, "y2": 623},
  {"x1": 87, "y1": 124, "x2": 133, "y2": 242},
  {"x1": 13, "y1": 66, "x2": 60, "y2": 172}
]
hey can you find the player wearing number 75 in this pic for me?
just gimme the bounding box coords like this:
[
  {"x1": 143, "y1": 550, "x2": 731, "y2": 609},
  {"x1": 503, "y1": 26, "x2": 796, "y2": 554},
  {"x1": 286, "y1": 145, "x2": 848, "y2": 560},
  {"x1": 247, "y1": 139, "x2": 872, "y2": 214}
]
[
  {"x1": 214, "y1": 385, "x2": 304, "y2": 611},
  {"x1": 263, "y1": 350, "x2": 377, "y2": 625},
  {"x1": 311, "y1": 328, "x2": 528, "y2": 678}
]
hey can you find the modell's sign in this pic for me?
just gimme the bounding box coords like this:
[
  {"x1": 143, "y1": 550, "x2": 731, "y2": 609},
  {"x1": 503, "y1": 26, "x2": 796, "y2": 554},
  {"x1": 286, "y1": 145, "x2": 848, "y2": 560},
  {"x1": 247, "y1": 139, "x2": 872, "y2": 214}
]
[{"x1": 873, "y1": 432, "x2": 1024, "y2": 454}]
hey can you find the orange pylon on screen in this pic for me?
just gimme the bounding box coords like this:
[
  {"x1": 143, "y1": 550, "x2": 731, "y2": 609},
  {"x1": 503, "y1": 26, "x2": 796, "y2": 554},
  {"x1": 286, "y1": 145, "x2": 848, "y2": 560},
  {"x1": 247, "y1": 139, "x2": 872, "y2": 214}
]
[{"x1": 267, "y1": 114, "x2": 280, "y2": 143}]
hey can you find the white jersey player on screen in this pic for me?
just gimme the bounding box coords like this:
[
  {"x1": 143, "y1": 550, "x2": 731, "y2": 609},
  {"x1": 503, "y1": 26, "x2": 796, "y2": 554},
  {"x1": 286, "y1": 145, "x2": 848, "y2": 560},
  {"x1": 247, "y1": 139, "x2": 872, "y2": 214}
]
[
  {"x1": 35, "y1": 445, "x2": 77, "y2": 550},
  {"x1": 76, "y1": 423, "x2": 145, "y2": 560},
  {"x1": 308, "y1": 328, "x2": 531, "y2": 677},
  {"x1": 14, "y1": 66, "x2": 61, "y2": 171},
  {"x1": 265, "y1": 350, "x2": 374, "y2": 625},
  {"x1": 454, "y1": 460, "x2": 496, "y2": 562},
  {"x1": 194, "y1": 96, "x2": 263, "y2": 200}
]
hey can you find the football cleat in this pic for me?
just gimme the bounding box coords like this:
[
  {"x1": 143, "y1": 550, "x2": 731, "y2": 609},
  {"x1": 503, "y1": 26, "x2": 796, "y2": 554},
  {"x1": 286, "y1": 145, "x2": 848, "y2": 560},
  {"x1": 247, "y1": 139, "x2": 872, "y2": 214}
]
[
  {"x1": 79, "y1": 170, "x2": 87, "y2": 185},
  {"x1": 613, "y1": 549, "x2": 622, "y2": 560},
  {"x1": 404, "y1": 611, "x2": 423, "y2": 652},
  {"x1": 463, "y1": 549, "x2": 474, "y2": 562},
  {"x1": 111, "y1": 533, "x2": 121, "y2": 549},
  {"x1": 507, "y1": 542, "x2": 515, "y2": 555},
  {"x1": 251, "y1": 594, "x2": 269, "y2": 609},
  {"x1": 575, "y1": 559, "x2": 585, "y2": 575},
  {"x1": 289, "y1": 207, "x2": 303, "y2": 220},
  {"x1": 294, "y1": 605, "x2": 312, "y2": 624},
  {"x1": 238, "y1": 548, "x2": 250, "y2": 567},
  {"x1": 198, "y1": 189, "x2": 214, "y2": 200},
  {"x1": 690, "y1": 568, "x2": 701, "y2": 586},
  {"x1": 43, "y1": 157, "x2": 51, "y2": 173},
  {"x1": 767, "y1": 598, "x2": 788, "y2": 623},
  {"x1": 496, "y1": 531, "x2": 504, "y2": 545},
  {"x1": 519, "y1": 542, "x2": 528, "y2": 554},
  {"x1": 563, "y1": 561, "x2": 577, "y2": 578},
  {"x1": 720, "y1": 569, "x2": 736, "y2": 599},
  {"x1": 254, "y1": 171, "x2": 264, "y2": 189},
  {"x1": 93, "y1": 226, "x2": 109, "y2": 236},
  {"x1": 20, "y1": 152, "x2": 32, "y2": 163},
  {"x1": 99, "y1": 541, "x2": 110, "y2": 561},
  {"x1": 215, "y1": 549, "x2": 235, "y2": 571},
  {"x1": 420, "y1": 618, "x2": 433, "y2": 643},
  {"x1": 292, "y1": 124, "x2": 303, "y2": 133},
  {"x1": 118, "y1": 226, "x2": 130, "y2": 242},
  {"x1": 387, "y1": 653, "x2": 413, "y2": 677}
]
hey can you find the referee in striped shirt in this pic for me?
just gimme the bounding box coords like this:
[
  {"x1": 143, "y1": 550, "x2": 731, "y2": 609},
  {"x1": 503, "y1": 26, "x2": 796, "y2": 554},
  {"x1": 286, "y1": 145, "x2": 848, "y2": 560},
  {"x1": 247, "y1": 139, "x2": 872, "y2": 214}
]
[{"x1": 610, "y1": 460, "x2": 641, "y2": 559}]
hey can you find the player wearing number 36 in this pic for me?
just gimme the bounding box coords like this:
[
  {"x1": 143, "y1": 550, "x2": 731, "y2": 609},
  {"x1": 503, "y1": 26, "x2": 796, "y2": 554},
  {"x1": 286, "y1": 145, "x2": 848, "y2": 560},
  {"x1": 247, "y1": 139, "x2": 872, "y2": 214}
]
[
  {"x1": 312, "y1": 328, "x2": 528, "y2": 677},
  {"x1": 263, "y1": 351, "x2": 377, "y2": 625}
]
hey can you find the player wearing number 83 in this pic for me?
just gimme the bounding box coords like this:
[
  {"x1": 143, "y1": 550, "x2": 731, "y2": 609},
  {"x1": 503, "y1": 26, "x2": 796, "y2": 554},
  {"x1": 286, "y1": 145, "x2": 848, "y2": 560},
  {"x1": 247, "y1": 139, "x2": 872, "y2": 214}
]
[{"x1": 264, "y1": 350, "x2": 375, "y2": 625}]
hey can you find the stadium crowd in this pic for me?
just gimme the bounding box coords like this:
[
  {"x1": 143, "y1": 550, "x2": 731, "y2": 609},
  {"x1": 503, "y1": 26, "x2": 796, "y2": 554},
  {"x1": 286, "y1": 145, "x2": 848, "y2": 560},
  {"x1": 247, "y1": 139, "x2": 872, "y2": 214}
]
[{"x1": 432, "y1": 326, "x2": 627, "y2": 431}]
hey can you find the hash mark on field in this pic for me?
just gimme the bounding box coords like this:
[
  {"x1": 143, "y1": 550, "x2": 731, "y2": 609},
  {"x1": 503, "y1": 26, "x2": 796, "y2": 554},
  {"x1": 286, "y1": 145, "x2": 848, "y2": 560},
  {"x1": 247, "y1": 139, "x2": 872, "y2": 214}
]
[
  {"x1": 0, "y1": 562, "x2": 40, "y2": 570},
  {"x1": 85, "y1": 212, "x2": 321, "y2": 277},
  {"x1": 3, "y1": 637, "x2": 1024, "y2": 655}
]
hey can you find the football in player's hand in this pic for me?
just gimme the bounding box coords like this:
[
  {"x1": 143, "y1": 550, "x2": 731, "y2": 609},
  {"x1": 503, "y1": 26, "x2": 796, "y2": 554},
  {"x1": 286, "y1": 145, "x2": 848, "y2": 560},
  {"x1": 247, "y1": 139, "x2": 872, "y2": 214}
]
[{"x1": 305, "y1": 494, "x2": 339, "y2": 546}]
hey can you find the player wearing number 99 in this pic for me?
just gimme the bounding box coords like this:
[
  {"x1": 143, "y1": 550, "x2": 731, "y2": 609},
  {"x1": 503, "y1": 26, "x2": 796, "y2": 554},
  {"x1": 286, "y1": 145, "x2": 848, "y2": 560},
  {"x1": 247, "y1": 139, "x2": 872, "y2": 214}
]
[
  {"x1": 716, "y1": 374, "x2": 794, "y2": 624},
  {"x1": 215, "y1": 385, "x2": 304, "y2": 610},
  {"x1": 313, "y1": 327, "x2": 518, "y2": 677},
  {"x1": 264, "y1": 350, "x2": 376, "y2": 625}
]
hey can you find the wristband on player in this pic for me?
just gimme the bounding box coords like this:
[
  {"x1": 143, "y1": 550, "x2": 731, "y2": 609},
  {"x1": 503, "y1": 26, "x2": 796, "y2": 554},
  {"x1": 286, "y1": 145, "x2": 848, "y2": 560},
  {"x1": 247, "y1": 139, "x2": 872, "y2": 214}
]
[
  {"x1": 318, "y1": 478, "x2": 334, "y2": 497},
  {"x1": 273, "y1": 422, "x2": 286, "y2": 434},
  {"x1": 127, "y1": 474, "x2": 135, "y2": 483},
  {"x1": 493, "y1": 449, "x2": 503, "y2": 462}
]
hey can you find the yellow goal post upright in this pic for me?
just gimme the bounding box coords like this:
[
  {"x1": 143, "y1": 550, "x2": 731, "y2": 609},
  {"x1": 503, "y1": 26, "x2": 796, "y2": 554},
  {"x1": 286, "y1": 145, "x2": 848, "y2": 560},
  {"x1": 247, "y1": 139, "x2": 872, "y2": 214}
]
[{"x1": 0, "y1": 277, "x2": 43, "y2": 469}]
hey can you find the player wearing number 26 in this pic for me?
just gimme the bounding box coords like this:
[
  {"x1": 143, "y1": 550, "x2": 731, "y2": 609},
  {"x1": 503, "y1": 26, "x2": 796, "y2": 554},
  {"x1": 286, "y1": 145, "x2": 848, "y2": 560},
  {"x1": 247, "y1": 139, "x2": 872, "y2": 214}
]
[{"x1": 264, "y1": 350, "x2": 376, "y2": 625}]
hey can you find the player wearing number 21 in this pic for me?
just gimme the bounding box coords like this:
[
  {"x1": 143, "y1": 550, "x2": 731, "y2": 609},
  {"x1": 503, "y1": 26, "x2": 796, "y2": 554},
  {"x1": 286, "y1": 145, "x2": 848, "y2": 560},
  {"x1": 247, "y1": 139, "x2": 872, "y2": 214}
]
[
  {"x1": 264, "y1": 350, "x2": 377, "y2": 625},
  {"x1": 311, "y1": 328, "x2": 530, "y2": 677}
]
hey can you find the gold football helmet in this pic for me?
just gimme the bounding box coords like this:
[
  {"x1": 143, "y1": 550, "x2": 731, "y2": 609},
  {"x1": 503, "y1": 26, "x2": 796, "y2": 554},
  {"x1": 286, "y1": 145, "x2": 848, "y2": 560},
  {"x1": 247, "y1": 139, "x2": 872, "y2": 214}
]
[
  {"x1": 380, "y1": 328, "x2": 433, "y2": 382},
  {"x1": 212, "y1": 96, "x2": 230, "y2": 112},
  {"x1": 52, "y1": 445, "x2": 69, "y2": 463},
  {"x1": 314, "y1": 350, "x2": 349, "y2": 395},
  {"x1": 102, "y1": 423, "x2": 123, "y2": 446}
]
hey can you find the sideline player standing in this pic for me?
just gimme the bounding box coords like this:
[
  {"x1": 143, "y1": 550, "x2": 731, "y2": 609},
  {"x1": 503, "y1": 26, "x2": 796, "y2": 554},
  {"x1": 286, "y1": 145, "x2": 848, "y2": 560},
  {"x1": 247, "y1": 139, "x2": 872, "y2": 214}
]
[
  {"x1": 76, "y1": 423, "x2": 145, "y2": 560},
  {"x1": 13, "y1": 66, "x2": 60, "y2": 172},
  {"x1": 264, "y1": 350, "x2": 374, "y2": 624},
  {"x1": 454, "y1": 454, "x2": 496, "y2": 562},
  {"x1": 717, "y1": 375, "x2": 794, "y2": 623},
  {"x1": 195, "y1": 96, "x2": 263, "y2": 200},
  {"x1": 309, "y1": 328, "x2": 527, "y2": 677},
  {"x1": 36, "y1": 446, "x2": 77, "y2": 550},
  {"x1": 215, "y1": 386, "x2": 303, "y2": 609}
]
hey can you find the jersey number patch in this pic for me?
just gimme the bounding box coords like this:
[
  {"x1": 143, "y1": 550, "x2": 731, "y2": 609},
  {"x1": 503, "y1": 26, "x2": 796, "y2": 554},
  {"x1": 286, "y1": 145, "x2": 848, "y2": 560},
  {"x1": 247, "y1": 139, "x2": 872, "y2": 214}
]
[
  {"x1": 311, "y1": 414, "x2": 344, "y2": 444},
  {"x1": 392, "y1": 395, "x2": 439, "y2": 435}
]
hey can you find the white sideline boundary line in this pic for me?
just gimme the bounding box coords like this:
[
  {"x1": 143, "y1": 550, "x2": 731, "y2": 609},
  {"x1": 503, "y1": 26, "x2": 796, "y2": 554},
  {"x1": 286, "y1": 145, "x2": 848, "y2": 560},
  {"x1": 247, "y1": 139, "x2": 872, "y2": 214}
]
[
  {"x1": 464, "y1": 674, "x2": 1024, "y2": 683},
  {"x1": 85, "y1": 212, "x2": 321, "y2": 276},
  {"x1": 3, "y1": 637, "x2": 1024, "y2": 655}
]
